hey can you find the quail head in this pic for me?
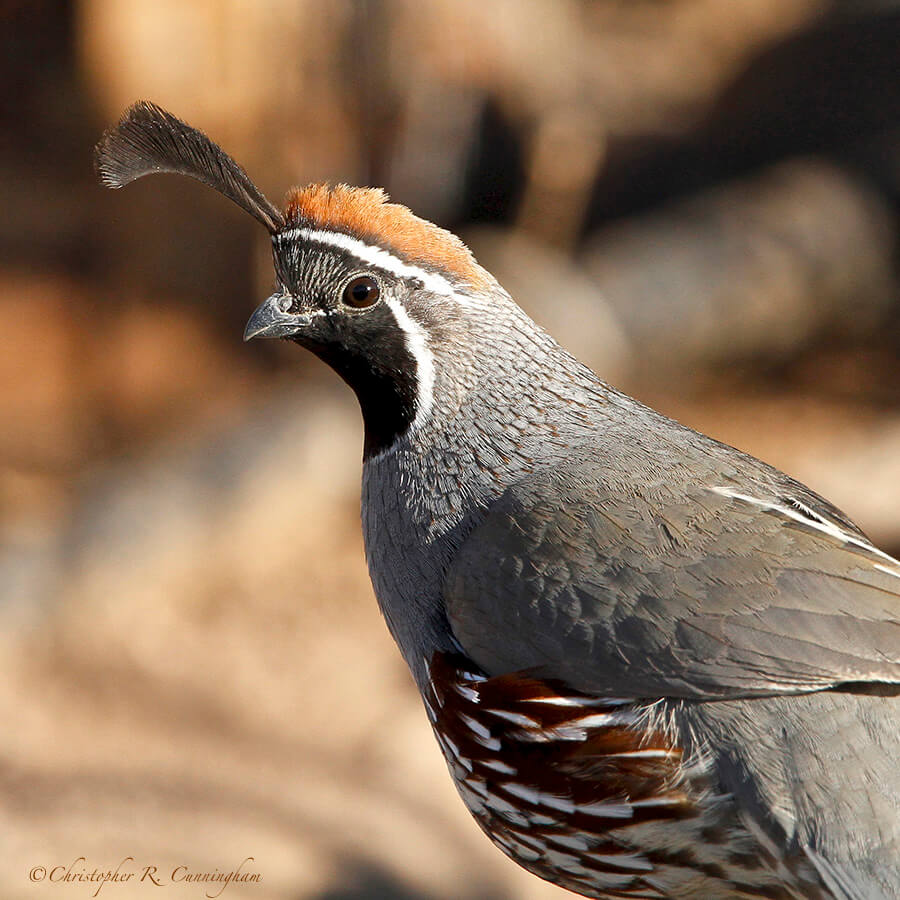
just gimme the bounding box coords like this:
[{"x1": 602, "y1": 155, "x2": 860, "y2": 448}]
[{"x1": 96, "y1": 102, "x2": 900, "y2": 900}]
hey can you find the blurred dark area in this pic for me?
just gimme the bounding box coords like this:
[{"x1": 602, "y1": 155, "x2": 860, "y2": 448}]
[{"x1": 1, "y1": 2, "x2": 899, "y2": 898}]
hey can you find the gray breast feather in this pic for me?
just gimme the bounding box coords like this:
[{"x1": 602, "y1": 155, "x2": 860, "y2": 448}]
[{"x1": 443, "y1": 460, "x2": 900, "y2": 699}]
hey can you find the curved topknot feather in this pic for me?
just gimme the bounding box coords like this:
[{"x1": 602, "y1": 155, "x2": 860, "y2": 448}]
[{"x1": 94, "y1": 101, "x2": 283, "y2": 233}]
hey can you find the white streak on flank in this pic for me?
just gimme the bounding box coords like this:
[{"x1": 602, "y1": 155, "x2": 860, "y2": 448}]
[
  {"x1": 459, "y1": 714, "x2": 501, "y2": 750},
  {"x1": 592, "y1": 853, "x2": 654, "y2": 873},
  {"x1": 606, "y1": 749, "x2": 677, "y2": 759},
  {"x1": 524, "y1": 696, "x2": 629, "y2": 708},
  {"x1": 545, "y1": 851, "x2": 589, "y2": 876},
  {"x1": 529, "y1": 812, "x2": 559, "y2": 826},
  {"x1": 425, "y1": 657, "x2": 437, "y2": 694},
  {"x1": 501, "y1": 782, "x2": 542, "y2": 806},
  {"x1": 540, "y1": 727, "x2": 587, "y2": 742},
  {"x1": 486, "y1": 709, "x2": 539, "y2": 728},
  {"x1": 480, "y1": 758, "x2": 517, "y2": 775},
  {"x1": 630, "y1": 795, "x2": 686, "y2": 809},
  {"x1": 484, "y1": 792, "x2": 529, "y2": 826},
  {"x1": 278, "y1": 227, "x2": 472, "y2": 301},
  {"x1": 710, "y1": 486, "x2": 900, "y2": 565},
  {"x1": 454, "y1": 683, "x2": 481, "y2": 703},
  {"x1": 457, "y1": 782, "x2": 487, "y2": 812},
  {"x1": 577, "y1": 801, "x2": 634, "y2": 819},
  {"x1": 501, "y1": 781, "x2": 543, "y2": 806},
  {"x1": 502, "y1": 837, "x2": 542, "y2": 862},
  {"x1": 463, "y1": 776, "x2": 489, "y2": 798},
  {"x1": 459, "y1": 713, "x2": 491, "y2": 740},
  {"x1": 458, "y1": 669, "x2": 488, "y2": 683},
  {"x1": 505, "y1": 829, "x2": 547, "y2": 853},
  {"x1": 545, "y1": 832, "x2": 591, "y2": 852},
  {"x1": 570, "y1": 712, "x2": 637, "y2": 729},
  {"x1": 438, "y1": 733, "x2": 464, "y2": 764},
  {"x1": 532, "y1": 712, "x2": 638, "y2": 742},
  {"x1": 450, "y1": 761, "x2": 471, "y2": 781},
  {"x1": 502, "y1": 783, "x2": 576, "y2": 815}
]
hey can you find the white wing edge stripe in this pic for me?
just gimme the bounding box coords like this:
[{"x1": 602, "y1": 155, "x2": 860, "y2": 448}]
[{"x1": 709, "y1": 486, "x2": 900, "y2": 566}]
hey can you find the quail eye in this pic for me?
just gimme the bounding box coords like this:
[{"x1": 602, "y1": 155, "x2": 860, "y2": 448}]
[{"x1": 342, "y1": 275, "x2": 380, "y2": 309}]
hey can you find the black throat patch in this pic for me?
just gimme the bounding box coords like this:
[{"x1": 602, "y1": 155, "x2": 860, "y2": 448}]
[{"x1": 302, "y1": 304, "x2": 420, "y2": 460}]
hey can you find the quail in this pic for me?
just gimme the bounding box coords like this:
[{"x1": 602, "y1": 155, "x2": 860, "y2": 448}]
[{"x1": 96, "y1": 102, "x2": 900, "y2": 899}]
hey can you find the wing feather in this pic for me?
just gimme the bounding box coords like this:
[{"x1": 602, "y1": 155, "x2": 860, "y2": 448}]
[{"x1": 444, "y1": 460, "x2": 900, "y2": 700}]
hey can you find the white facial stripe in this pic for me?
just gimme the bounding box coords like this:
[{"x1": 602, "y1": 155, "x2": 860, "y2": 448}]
[
  {"x1": 710, "y1": 486, "x2": 900, "y2": 566},
  {"x1": 275, "y1": 227, "x2": 450, "y2": 459},
  {"x1": 278, "y1": 226, "x2": 469, "y2": 301},
  {"x1": 381, "y1": 295, "x2": 435, "y2": 433}
]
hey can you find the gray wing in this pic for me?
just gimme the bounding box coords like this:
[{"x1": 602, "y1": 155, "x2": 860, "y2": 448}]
[{"x1": 443, "y1": 455, "x2": 900, "y2": 699}]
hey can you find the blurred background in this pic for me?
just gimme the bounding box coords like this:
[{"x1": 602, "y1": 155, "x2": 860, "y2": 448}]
[{"x1": 2, "y1": 1, "x2": 900, "y2": 897}]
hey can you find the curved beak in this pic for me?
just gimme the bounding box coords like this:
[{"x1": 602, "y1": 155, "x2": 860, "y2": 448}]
[{"x1": 243, "y1": 293, "x2": 305, "y2": 341}]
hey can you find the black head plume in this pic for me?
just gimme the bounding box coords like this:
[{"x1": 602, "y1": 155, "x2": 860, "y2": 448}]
[{"x1": 94, "y1": 100, "x2": 284, "y2": 233}]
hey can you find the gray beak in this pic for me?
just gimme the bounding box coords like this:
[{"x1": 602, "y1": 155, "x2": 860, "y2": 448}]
[{"x1": 243, "y1": 293, "x2": 306, "y2": 341}]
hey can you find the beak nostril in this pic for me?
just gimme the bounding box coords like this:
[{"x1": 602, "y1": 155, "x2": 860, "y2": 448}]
[{"x1": 243, "y1": 292, "x2": 304, "y2": 341}]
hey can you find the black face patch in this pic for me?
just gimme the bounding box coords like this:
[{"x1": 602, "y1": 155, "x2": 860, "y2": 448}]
[
  {"x1": 274, "y1": 238, "x2": 421, "y2": 459},
  {"x1": 303, "y1": 305, "x2": 420, "y2": 459}
]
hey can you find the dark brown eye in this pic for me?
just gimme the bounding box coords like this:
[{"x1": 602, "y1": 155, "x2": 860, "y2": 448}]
[{"x1": 342, "y1": 275, "x2": 380, "y2": 309}]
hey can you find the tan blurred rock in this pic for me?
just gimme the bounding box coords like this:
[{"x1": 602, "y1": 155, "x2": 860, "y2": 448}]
[
  {"x1": 0, "y1": 272, "x2": 257, "y2": 469},
  {"x1": 582, "y1": 158, "x2": 897, "y2": 372},
  {"x1": 0, "y1": 272, "x2": 90, "y2": 470}
]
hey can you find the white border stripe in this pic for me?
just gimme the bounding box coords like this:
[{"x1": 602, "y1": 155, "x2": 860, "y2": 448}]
[
  {"x1": 710, "y1": 486, "x2": 900, "y2": 566},
  {"x1": 278, "y1": 226, "x2": 467, "y2": 299},
  {"x1": 382, "y1": 294, "x2": 435, "y2": 427}
]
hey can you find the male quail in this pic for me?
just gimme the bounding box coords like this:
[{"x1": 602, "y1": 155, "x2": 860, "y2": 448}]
[{"x1": 96, "y1": 102, "x2": 900, "y2": 899}]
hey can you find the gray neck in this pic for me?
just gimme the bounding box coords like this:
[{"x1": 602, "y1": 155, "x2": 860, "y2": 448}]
[{"x1": 361, "y1": 292, "x2": 610, "y2": 690}]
